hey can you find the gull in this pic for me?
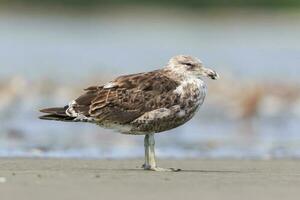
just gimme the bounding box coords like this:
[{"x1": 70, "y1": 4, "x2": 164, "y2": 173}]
[{"x1": 39, "y1": 55, "x2": 219, "y2": 172}]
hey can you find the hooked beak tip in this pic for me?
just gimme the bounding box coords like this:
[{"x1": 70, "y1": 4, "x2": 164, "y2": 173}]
[{"x1": 208, "y1": 70, "x2": 220, "y2": 80}]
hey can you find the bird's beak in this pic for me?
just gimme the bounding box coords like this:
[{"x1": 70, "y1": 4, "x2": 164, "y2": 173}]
[{"x1": 200, "y1": 67, "x2": 219, "y2": 80}]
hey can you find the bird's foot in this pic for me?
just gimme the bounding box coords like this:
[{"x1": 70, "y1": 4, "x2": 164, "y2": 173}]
[{"x1": 143, "y1": 165, "x2": 181, "y2": 172}]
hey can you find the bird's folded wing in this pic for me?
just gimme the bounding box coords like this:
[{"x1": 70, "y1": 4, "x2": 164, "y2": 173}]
[{"x1": 73, "y1": 70, "x2": 180, "y2": 124}]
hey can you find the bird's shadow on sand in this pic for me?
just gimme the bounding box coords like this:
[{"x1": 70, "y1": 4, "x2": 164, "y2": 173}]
[
  {"x1": 92, "y1": 168, "x2": 242, "y2": 173},
  {"x1": 178, "y1": 169, "x2": 242, "y2": 173}
]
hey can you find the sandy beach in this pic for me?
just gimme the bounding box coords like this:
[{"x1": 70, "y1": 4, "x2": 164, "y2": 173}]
[{"x1": 0, "y1": 159, "x2": 299, "y2": 200}]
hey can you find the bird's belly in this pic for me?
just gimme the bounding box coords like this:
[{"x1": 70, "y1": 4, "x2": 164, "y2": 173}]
[{"x1": 96, "y1": 121, "x2": 137, "y2": 134}]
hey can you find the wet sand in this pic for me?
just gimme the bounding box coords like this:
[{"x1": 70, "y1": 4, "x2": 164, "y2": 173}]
[{"x1": 0, "y1": 159, "x2": 299, "y2": 200}]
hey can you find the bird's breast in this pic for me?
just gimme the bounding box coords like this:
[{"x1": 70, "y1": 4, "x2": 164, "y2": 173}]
[
  {"x1": 174, "y1": 77, "x2": 207, "y2": 115},
  {"x1": 175, "y1": 78, "x2": 206, "y2": 102}
]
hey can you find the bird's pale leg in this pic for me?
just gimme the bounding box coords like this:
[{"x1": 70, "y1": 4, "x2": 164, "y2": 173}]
[
  {"x1": 142, "y1": 134, "x2": 150, "y2": 168},
  {"x1": 143, "y1": 134, "x2": 181, "y2": 172},
  {"x1": 147, "y1": 133, "x2": 157, "y2": 168}
]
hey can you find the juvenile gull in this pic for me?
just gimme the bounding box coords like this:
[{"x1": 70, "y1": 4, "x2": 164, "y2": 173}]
[{"x1": 39, "y1": 55, "x2": 219, "y2": 172}]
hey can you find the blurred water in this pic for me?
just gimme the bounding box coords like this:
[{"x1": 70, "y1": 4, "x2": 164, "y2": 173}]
[
  {"x1": 1, "y1": 8, "x2": 300, "y2": 81},
  {"x1": 0, "y1": 7, "x2": 300, "y2": 159}
]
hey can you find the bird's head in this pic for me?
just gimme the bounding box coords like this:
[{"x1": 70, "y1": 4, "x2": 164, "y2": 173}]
[{"x1": 166, "y1": 55, "x2": 219, "y2": 80}]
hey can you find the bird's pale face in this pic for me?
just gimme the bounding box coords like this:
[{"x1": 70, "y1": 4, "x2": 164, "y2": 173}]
[{"x1": 167, "y1": 55, "x2": 219, "y2": 80}]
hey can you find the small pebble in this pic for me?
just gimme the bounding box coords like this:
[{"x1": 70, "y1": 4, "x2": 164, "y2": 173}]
[
  {"x1": 0, "y1": 177, "x2": 7, "y2": 183},
  {"x1": 95, "y1": 175, "x2": 100, "y2": 178}
]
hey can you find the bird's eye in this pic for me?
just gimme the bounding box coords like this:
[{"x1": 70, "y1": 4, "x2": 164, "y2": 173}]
[{"x1": 183, "y1": 63, "x2": 193, "y2": 67}]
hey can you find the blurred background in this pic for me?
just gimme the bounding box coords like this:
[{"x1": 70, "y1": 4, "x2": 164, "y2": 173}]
[{"x1": 0, "y1": 0, "x2": 299, "y2": 159}]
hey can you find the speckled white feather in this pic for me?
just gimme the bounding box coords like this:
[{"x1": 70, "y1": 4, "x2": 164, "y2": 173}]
[
  {"x1": 66, "y1": 100, "x2": 78, "y2": 117},
  {"x1": 103, "y1": 82, "x2": 117, "y2": 89},
  {"x1": 66, "y1": 100, "x2": 93, "y2": 122}
]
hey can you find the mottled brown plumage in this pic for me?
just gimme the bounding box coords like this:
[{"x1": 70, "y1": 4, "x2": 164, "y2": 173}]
[
  {"x1": 85, "y1": 70, "x2": 180, "y2": 124},
  {"x1": 41, "y1": 70, "x2": 182, "y2": 132},
  {"x1": 40, "y1": 55, "x2": 219, "y2": 171}
]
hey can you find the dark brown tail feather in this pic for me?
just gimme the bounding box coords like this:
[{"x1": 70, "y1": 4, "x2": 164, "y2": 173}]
[
  {"x1": 39, "y1": 106, "x2": 75, "y2": 121},
  {"x1": 40, "y1": 107, "x2": 68, "y2": 115}
]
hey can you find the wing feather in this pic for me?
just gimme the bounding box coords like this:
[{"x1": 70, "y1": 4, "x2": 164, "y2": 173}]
[{"x1": 72, "y1": 70, "x2": 180, "y2": 124}]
